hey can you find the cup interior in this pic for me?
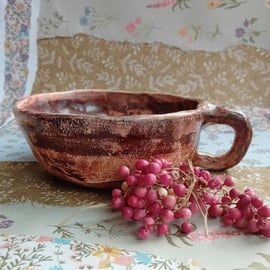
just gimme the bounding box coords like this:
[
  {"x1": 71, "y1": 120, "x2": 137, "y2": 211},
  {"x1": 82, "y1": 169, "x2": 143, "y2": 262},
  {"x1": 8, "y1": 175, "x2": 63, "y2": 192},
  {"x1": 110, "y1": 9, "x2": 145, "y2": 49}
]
[{"x1": 17, "y1": 90, "x2": 199, "y2": 117}]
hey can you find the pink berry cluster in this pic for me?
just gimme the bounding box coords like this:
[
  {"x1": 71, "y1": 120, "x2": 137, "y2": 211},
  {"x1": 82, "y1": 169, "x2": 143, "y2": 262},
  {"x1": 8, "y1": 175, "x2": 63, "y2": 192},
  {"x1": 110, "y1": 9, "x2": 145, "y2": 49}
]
[{"x1": 111, "y1": 158, "x2": 270, "y2": 240}]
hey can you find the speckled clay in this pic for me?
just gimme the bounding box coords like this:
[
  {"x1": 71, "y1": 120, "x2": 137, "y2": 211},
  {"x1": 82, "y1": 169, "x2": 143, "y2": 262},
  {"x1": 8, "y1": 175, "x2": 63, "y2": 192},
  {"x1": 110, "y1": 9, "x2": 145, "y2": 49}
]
[{"x1": 13, "y1": 89, "x2": 252, "y2": 188}]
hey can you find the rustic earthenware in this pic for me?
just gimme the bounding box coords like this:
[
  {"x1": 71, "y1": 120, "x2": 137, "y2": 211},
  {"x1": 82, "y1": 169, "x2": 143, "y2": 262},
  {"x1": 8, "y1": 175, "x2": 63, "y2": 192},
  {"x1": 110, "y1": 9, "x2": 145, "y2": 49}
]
[{"x1": 13, "y1": 89, "x2": 252, "y2": 188}]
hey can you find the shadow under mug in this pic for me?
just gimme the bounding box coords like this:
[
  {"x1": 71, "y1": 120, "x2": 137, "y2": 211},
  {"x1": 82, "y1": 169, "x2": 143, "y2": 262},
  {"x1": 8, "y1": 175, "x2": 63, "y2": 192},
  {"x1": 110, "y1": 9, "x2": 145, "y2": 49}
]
[{"x1": 13, "y1": 90, "x2": 252, "y2": 188}]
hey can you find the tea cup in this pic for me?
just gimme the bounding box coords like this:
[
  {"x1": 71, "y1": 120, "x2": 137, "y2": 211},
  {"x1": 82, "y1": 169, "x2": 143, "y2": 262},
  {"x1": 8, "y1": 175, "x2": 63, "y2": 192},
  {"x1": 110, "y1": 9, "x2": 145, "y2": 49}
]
[{"x1": 13, "y1": 89, "x2": 252, "y2": 188}]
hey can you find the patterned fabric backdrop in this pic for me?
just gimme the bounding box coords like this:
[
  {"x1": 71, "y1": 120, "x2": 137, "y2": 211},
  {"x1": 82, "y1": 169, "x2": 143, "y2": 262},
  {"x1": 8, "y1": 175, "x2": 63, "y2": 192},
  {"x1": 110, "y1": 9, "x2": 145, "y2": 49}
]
[
  {"x1": 0, "y1": 0, "x2": 39, "y2": 127},
  {"x1": 38, "y1": 0, "x2": 270, "y2": 51},
  {"x1": 32, "y1": 36, "x2": 270, "y2": 108}
]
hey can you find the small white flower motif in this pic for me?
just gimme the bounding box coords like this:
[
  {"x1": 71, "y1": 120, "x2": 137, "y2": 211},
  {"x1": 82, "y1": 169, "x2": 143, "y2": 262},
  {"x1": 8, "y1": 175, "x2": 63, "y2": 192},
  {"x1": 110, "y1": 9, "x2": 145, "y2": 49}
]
[
  {"x1": 56, "y1": 72, "x2": 68, "y2": 82},
  {"x1": 213, "y1": 71, "x2": 227, "y2": 85},
  {"x1": 265, "y1": 0, "x2": 270, "y2": 8},
  {"x1": 232, "y1": 68, "x2": 247, "y2": 84}
]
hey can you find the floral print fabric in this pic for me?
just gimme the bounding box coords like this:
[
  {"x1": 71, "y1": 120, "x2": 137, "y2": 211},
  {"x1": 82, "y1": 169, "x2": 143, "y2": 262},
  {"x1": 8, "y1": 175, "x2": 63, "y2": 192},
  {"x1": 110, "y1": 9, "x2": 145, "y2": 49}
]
[
  {"x1": 39, "y1": 0, "x2": 270, "y2": 51},
  {"x1": 0, "y1": 234, "x2": 203, "y2": 269},
  {"x1": 0, "y1": 0, "x2": 38, "y2": 127}
]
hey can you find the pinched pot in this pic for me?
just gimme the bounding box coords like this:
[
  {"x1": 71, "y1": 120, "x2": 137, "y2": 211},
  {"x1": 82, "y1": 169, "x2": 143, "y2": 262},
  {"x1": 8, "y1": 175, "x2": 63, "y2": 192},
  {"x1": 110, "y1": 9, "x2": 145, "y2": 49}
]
[{"x1": 13, "y1": 89, "x2": 252, "y2": 188}]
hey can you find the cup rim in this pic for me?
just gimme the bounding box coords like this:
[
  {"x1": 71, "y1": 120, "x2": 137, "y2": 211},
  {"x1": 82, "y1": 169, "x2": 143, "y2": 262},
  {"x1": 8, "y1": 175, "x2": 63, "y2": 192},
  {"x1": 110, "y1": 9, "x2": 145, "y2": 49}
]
[{"x1": 13, "y1": 89, "x2": 208, "y2": 120}]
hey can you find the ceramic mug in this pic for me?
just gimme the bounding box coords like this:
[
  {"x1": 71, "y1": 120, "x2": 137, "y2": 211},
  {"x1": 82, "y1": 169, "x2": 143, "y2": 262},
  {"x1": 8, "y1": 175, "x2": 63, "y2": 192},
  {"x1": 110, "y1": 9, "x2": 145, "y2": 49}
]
[{"x1": 13, "y1": 89, "x2": 252, "y2": 188}]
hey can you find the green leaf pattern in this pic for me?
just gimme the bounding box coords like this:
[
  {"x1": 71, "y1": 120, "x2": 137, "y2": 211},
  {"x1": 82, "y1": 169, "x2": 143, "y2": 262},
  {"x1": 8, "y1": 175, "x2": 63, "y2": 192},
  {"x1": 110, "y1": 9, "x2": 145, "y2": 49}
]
[{"x1": 0, "y1": 234, "x2": 206, "y2": 269}]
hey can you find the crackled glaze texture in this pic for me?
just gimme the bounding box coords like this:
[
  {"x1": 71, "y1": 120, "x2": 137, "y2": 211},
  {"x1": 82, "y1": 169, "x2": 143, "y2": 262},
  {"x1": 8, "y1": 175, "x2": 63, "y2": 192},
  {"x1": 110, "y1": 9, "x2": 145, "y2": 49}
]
[{"x1": 13, "y1": 90, "x2": 252, "y2": 188}]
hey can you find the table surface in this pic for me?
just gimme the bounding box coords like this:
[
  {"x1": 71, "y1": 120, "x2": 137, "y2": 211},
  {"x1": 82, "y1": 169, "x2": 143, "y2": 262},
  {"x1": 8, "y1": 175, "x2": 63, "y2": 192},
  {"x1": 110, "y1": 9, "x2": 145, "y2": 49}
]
[{"x1": 0, "y1": 105, "x2": 269, "y2": 270}]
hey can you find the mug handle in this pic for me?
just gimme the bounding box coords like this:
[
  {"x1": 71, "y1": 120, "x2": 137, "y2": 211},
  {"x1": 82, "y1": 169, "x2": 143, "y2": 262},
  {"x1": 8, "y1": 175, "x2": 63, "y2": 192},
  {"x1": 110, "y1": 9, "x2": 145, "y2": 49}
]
[{"x1": 193, "y1": 104, "x2": 252, "y2": 170}]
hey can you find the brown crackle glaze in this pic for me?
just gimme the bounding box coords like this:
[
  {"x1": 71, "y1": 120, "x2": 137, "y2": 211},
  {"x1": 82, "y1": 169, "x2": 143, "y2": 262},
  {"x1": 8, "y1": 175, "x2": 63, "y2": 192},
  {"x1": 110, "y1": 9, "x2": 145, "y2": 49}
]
[{"x1": 13, "y1": 89, "x2": 252, "y2": 188}]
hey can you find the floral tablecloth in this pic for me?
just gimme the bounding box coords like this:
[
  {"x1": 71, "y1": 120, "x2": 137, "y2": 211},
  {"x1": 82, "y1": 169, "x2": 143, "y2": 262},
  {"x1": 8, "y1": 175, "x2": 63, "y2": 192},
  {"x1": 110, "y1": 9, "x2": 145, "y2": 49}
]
[{"x1": 0, "y1": 1, "x2": 270, "y2": 270}]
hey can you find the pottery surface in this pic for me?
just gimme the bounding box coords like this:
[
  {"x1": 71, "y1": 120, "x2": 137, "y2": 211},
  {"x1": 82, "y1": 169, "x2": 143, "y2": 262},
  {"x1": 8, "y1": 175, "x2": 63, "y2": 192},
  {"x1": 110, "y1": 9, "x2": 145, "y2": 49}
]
[{"x1": 13, "y1": 89, "x2": 252, "y2": 188}]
